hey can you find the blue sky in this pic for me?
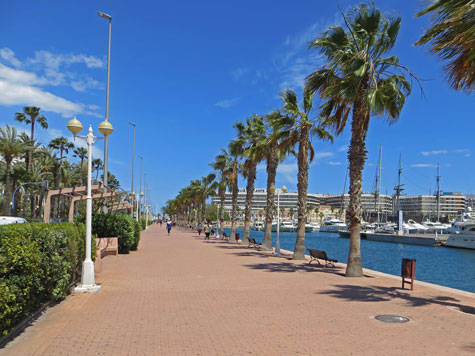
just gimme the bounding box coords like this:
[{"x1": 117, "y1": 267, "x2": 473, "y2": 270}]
[{"x1": 0, "y1": 0, "x2": 473, "y2": 212}]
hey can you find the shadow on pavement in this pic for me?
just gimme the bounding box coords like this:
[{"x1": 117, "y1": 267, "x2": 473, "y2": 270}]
[
  {"x1": 243, "y1": 261, "x2": 346, "y2": 276},
  {"x1": 317, "y1": 284, "x2": 473, "y2": 310}
]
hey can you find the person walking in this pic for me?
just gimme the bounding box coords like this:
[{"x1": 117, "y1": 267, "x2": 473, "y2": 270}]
[
  {"x1": 197, "y1": 222, "x2": 202, "y2": 236},
  {"x1": 166, "y1": 220, "x2": 172, "y2": 236},
  {"x1": 204, "y1": 223, "x2": 212, "y2": 242}
]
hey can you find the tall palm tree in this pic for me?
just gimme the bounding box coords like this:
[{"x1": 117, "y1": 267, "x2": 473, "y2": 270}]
[
  {"x1": 280, "y1": 88, "x2": 333, "y2": 260},
  {"x1": 228, "y1": 138, "x2": 244, "y2": 241},
  {"x1": 260, "y1": 111, "x2": 294, "y2": 251},
  {"x1": 210, "y1": 149, "x2": 233, "y2": 238},
  {"x1": 306, "y1": 3, "x2": 414, "y2": 276},
  {"x1": 200, "y1": 173, "x2": 217, "y2": 223},
  {"x1": 73, "y1": 147, "x2": 88, "y2": 185},
  {"x1": 14, "y1": 106, "x2": 48, "y2": 173},
  {"x1": 92, "y1": 158, "x2": 103, "y2": 181},
  {"x1": 415, "y1": 0, "x2": 474, "y2": 93},
  {"x1": 0, "y1": 125, "x2": 28, "y2": 215},
  {"x1": 49, "y1": 137, "x2": 74, "y2": 188},
  {"x1": 234, "y1": 115, "x2": 267, "y2": 245}
]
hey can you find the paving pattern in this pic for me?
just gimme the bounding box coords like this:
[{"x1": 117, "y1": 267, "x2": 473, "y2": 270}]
[{"x1": 1, "y1": 224, "x2": 475, "y2": 356}]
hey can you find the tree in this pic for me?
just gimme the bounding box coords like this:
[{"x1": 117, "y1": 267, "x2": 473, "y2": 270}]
[
  {"x1": 234, "y1": 115, "x2": 266, "y2": 245},
  {"x1": 306, "y1": 3, "x2": 414, "y2": 276},
  {"x1": 49, "y1": 137, "x2": 74, "y2": 188},
  {"x1": 0, "y1": 125, "x2": 28, "y2": 215},
  {"x1": 210, "y1": 149, "x2": 233, "y2": 237},
  {"x1": 73, "y1": 147, "x2": 88, "y2": 185},
  {"x1": 14, "y1": 106, "x2": 48, "y2": 173},
  {"x1": 92, "y1": 159, "x2": 103, "y2": 181},
  {"x1": 280, "y1": 88, "x2": 333, "y2": 260},
  {"x1": 415, "y1": 0, "x2": 474, "y2": 92},
  {"x1": 228, "y1": 138, "x2": 244, "y2": 241}
]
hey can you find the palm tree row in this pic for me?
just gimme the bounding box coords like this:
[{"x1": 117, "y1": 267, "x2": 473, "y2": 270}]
[
  {"x1": 0, "y1": 106, "x2": 120, "y2": 219},
  {"x1": 164, "y1": 3, "x2": 441, "y2": 276}
]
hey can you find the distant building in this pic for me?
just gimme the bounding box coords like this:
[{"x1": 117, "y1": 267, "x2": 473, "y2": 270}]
[
  {"x1": 319, "y1": 193, "x2": 392, "y2": 221},
  {"x1": 399, "y1": 193, "x2": 465, "y2": 220}
]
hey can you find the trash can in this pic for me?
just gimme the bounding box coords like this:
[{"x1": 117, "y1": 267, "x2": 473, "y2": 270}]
[
  {"x1": 401, "y1": 258, "x2": 416, "y2": 290},
  {"x1": 235, "y1": 233, "x2": 240, "y2": 242}
]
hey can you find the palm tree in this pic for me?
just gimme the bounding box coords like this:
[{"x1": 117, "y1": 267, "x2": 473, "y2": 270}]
[
  {"x1": 234, "y1": 115, "x2": 266, "y2": 245},
  {"x1": 92, "y1": 159, "x2": 103, "y2": 181},
  {"x1": 14, "y1": 106, "x2": 48, "y2": 173},
  {"x1": 73, "y1": 147, "x2": 88, "y2": 185},
  {"x1": 49, "y1": 137, "x2": 74, "y2": 188},
  {"x1": 0, "y1": 125, "x2": 28, "y2": 215},
  {"x1": 260, "y1": 111, "x2": 294, "y2": 251},
  {"x1": 210, "y1": 149, "x2": 233, "y2": 238},
  {"x1": 228, "y1": 138, "x2": 244, "y2": 241},
  {"x1": 415, "y1": 0, "x2": 474, "y2": 93},
  {"x1": 200, "y1": 173, "x2": 217, "y2": 223},
  {"x1": 306, "y1": 3, "x2": 415, "y2": 276},
  {"x1": 280, "y1": 88, "x2": 333, "y2": 260}
]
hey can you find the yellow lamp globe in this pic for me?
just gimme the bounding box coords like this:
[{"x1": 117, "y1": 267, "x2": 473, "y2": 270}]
[
  {"x1": 282, "y1": 185, "x2": 287, "y2": 193},
  {"x1": 98, "y1": 120, "x2": 113, "y2": 137},
  {"x1": 67, "y1": 117, "x2": 83, "y2": 137}
]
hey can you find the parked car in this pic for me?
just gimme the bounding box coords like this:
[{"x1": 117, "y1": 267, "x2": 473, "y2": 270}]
[{"x1": 0, "y1": 216, "x2": 27, "y2": 225}]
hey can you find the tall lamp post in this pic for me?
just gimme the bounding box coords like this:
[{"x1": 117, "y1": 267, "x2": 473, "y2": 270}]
[
  {"x1": 67, "y1": 116, "x2": 112, "y2": 292},
  {"x1": 137, "y1": 156, "x2": 143, "y2": 221},
  {"x1": 275, "y1": 185, "x2": 287, "y2": 255},
  {"x1": 98, "y1": 11, "x2": 112, "y2": 187},
  {"x1": 129, "y1": 122, "x2": 136, "y2": 217}
]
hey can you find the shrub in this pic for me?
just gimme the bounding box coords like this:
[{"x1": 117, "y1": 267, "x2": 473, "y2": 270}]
[
  {"x1": 131, "y1": 220, "x2": 141, "y2": 251},
  {"x1": 92, "y1": 213, "x2": 137, "y2": 254},
  {"x1": 0, "y1": 222, "x2": 86, "y2": 336},
  {"x1": 140, "y1": 218, "x2": 146, "y2": 230}
]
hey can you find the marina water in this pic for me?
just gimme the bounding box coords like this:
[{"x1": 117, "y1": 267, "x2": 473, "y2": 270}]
[{"x1": 223, "y1": 228, "x2": 475, "y2": 293}]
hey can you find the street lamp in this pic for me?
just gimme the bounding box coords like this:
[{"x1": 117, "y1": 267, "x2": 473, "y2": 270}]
[
  {"x1": 137, "y1": 156, "x2": 143, "y2": 221},
  {"x1": 275, "y1": 185, "x2": 287, "y2": 255},
  {"x1": 98, "y1": 11, "x2": 112, "y2": 187},
  {"x1": 129, "y1": 122, "x2": 136, "y2": 217},
  {"x1": 67, "y1": 116, "x2": 108, "y2": 292}
]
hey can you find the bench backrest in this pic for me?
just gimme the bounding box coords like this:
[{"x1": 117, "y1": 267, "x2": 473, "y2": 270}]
[{"x1": 307, "y1": 248, "x2": 328, "y2": 260}]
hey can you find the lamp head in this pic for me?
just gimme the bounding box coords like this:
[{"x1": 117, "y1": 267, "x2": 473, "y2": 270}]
[
  {"x1": 282, "y1": 186, "x2": 288, "y2": 193},
  {"x1": 98, "y1": 120, "x2": 113, "y2": 137},
  {"x1": 140, "y1": 192, "x2": 144, "y2": 197},
  {"x1": 67, "y1": 117, "x2": 83, "y2": 137},
  {"x1": 98, "y1": 11, "x2": 112, "y2": 20}
]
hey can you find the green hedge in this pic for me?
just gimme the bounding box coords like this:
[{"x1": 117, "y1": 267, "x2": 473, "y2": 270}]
[
  {"x1": 92, "y1": 213, "x2": 140, "y2": 254},
  {"x1": 0, "y1": 222, "x2": 86, "y2": 336}
]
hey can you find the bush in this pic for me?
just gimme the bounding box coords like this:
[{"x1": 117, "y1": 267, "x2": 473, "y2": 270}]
[
  {"x1": 131, "y1": 220, "x2": 141, "y2": 251},
  {"x1": 140, "y1": 218, "x2": 146, "y2": 230},
  {"x1": 0, "y1": 222, "x2": 86, "y2": 336},
  {"x1": 92, "y1": 213, "x2": 139, "y2": 254}
]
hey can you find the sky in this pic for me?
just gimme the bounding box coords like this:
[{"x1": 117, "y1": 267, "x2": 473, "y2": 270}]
[{"x1": 0, "y1": 0, "x2": 474, "y2": 212}]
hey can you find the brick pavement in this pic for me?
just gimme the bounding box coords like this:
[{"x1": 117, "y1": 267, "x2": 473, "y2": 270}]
[{"x1": 1, "y1": 224, "x2": 475, "y2": 356}]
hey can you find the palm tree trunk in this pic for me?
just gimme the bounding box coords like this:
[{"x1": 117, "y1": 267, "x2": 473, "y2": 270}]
[
  {"x1": 293, "y1": 127, "x2": 309, "y2": 260},
  {"x1": 3, "y1": 160, "x2": 13, "y2": 215},
  {"x1": 261, "y1": 145, "x2": 278, "y2": 250},
  {"x1": 242, "y1": 161, "x2": 257, "y2": 245},
  {"x1": 230, "y1": 168, "x2": 239, "y2": 242},
  {"x1": 345, "y1": 99, "x2": 369, "y2": 277},
  {"x1": 219, "y1": 193, "x2": 225, "y2": 238},
  {"x1": 202, "y1": 198, "x2": 206, "y2": 222}
]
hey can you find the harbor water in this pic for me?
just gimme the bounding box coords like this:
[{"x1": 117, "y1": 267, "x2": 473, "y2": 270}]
[{"x1": 223, "y1": 228, "x2": 475, "y2": 293}]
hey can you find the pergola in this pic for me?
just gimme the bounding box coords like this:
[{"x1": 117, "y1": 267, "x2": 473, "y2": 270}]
[{"x1": 43, "y1": 183, "x2": 131, "y2": 223}]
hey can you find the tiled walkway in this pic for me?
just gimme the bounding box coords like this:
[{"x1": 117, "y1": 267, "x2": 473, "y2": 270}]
[{"x1": 1, "y1": 225, "x2": 475, "y2": 355}]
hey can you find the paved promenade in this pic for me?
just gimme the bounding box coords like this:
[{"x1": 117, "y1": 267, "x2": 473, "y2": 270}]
[{"x1": 2, "y1": 225, "x2": 475, "y2": 356}]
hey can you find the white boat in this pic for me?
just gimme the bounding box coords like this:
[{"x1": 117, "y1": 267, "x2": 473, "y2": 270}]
[
  {"x1": 444, "y1": 220, "x2": 475, "y2": 249},
  {"x1": 375, "y1": 223, "x2": 396, "y2": 233},
  {"x1": 305, "y1": 223, "x2": 314, "y2": 232},
  {"x1": 251, "y1": 221, "x2": 265, "y2": 231},
  {"x1": 0, "y1": 216, "x2": 27, "y2": 225},
  {"x1": 280, "y1": 221, "x2": 296, "y2": 232},
  {"x1": 422, "y1": 220, "x2": 449, "y2": 234},
  {"x1": 310, "y1": 222, "x2": 320, "y2": 232},
  {"x1": 319, "y1": 218, "x2": 347, "y2": 233}
]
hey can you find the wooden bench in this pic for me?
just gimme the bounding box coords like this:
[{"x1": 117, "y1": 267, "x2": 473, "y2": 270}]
[
  {"x1": 307, "y1": 248, "x2": 338, "y2": 267},
  {"x1": 248, "y1": 237, "x2": 261, "y2": 248}
]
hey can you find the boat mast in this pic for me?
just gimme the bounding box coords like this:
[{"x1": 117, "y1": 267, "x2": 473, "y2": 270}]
[
  {"x1": 341, "y1": 165, "x2": 349, "y2": 223},
  {"x1": 436, "y1": 163, "x2": 441, "y2": 222},
  {"x1": 393, "y1": 153, "x2": 405, "y2": 217},
  {"x1": 373, "y1": 144, "x2": 383, "y2": 223}
]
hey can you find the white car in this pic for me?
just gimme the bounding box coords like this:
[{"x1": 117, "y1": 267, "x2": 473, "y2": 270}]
[{"x1": 0, "y1": 216, "x2": 27, "y2": 225}]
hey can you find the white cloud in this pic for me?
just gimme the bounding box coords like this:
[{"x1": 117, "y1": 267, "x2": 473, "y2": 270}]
[
  {"x1": 277, "y1": 162, "x2": 297, "y2": 184},
  {"x1": 215, "y1": 98, "x2": 240, "y2": 109},
  {"x1": 71, "y1": 76, "x2": 101, "y2": 92},
  {"x1": 327, "y1": 161, "x2": 343, "y2": 166},
  {"x1": 0, "y1": 79, "x2": 82, "y2": 117},
  {"x1": 421, "y1": 150, "x2": 448, "y2": 156},
  {"x1": 315, "y1": 151, "x2": 334, "y2": 159},
  {"x1": 0, "y1": 48, "x2": 22, "y2": 68},
  {"x1": 411, "y1": 163, "x2": 437, "y2": 168},
  {"x1": 232, "y1": 67, "x2": 249, "y2": 81},
  {"x1": 337, "y1": 145, "x2": 347, "y2": 152}
]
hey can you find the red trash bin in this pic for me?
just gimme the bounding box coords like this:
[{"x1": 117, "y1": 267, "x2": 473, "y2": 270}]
[
  {"x1": 401, "y1": 258, "x2": 416, "y2": 290},
  {"x1": 235, "y1": 233, "x2": 240, "y2": 242}
]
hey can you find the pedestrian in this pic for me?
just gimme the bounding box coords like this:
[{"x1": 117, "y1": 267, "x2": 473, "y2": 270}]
[
  {"x1": 197, "y1": 222, "x2": 202, "y2": 236},
  {"x1": 159, "y1": 220, "x2": 162, "y2": 227},
  {"x1": 166, "y1": 220, "x2": 172, "y2": 236},
  {"x1": 204, "y1": 223, "x2": 211, "y2": 241}
]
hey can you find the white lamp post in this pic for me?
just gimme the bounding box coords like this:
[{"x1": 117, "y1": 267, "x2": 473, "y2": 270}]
[
  {"x1": 67, "y1": 117, "x2": 112, "y2": 292},
  {"x1": 216, "y1": 203, "x2": 220, "y2": 238},
  {"x1": 129, "y1": 122, "x2": 136, "y2": 217},
  {"x1": 275, "y1": 185, "x2": 287, "y2": 255}
]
